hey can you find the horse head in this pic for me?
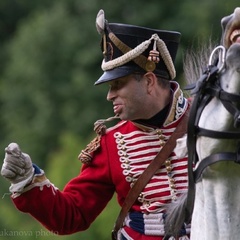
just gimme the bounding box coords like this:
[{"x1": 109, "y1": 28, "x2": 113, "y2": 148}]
[
  {"x1": 221, "y1": 7, "x2": 240, "y2": 49},
  {"x1": 218, "y1": 7, "x2": 240, "y2": 128},
  {"x1": 190, "y1": 8, "x2": 240, "y2": 240},
  {"x1": 220, "y1": 7, "x2": 240, "y2": 102},
  {"x1": 164, "y1": 7, "x2": 240, "y2": 240}
]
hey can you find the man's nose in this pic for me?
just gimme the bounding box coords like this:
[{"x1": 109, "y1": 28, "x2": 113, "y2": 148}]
[{"x1": 107, "y1": 88, "x2": 116, "y2": 101}]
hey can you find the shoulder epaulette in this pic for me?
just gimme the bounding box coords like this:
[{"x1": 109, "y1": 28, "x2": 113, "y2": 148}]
[{"x1": 78, "y1": 115, "x2": 119, "y2": 164}]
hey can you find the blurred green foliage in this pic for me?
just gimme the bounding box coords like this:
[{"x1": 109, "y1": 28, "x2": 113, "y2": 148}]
[{"x1": 0, "y1": 0, "x2": 238, "y2": 239}]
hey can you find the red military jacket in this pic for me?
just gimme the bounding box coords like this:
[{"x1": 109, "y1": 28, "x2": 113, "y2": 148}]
[{"x1": 12, "y1": 82, "x2": 190, "y2": 239}]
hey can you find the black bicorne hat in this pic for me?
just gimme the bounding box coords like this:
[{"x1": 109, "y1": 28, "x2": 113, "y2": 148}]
[{"x1": 95, "y1": 9, "x2": 181, "y2": 85}]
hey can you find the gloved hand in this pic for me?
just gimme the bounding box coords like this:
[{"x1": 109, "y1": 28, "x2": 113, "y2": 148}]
[{"x1": 1, "y1": 143, "x2": 34, "y2": 193}]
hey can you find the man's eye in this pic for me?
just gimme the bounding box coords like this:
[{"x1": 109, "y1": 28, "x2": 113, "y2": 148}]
[
  {"x1": 109, "y1": 78, "x2": 128, "y2": 90},
  {"x1": 110, "y1": 81, "x2": 121, "y2": 90}
]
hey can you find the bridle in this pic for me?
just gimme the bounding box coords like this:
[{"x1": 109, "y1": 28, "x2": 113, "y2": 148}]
[
  {"x1": 183, "y1": 45, "x2": 240, "y2": 223},
  {"x1": 187, "y1": 45, "x2": 240, "y2": 182}
]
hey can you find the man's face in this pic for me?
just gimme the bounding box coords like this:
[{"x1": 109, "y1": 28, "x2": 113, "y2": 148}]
[{"x1": 107, "y1": 74, "x2": 148, "y2": 120}]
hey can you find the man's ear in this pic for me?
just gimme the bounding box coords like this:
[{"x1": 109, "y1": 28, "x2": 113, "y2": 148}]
[{"x1": 143, "y1": 72, "x2": 157, "y2": 92}]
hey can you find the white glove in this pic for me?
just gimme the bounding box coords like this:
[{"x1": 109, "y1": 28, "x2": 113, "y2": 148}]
[{"x1": 1, "y1": 143, "x2": 34, "y2": 193}]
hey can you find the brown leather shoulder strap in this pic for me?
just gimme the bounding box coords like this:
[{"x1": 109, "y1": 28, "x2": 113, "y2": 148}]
[{"x1": 112, "y1": 111, "x2": 189, "y2": 239}]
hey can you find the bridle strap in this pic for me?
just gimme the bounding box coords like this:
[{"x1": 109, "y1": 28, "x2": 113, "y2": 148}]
[
  {"x1": 198, "y1": 127, "x2": 240, "y2": 139},
  {"x1": 205, "y1": 86, "x2": 240, "y2": 127},
  {"x1": 194, "y1": 147, "x2": 240, "y2": 182},
  {"x1": 205, "y1": 87, "x2": 240, "y2": 102},
  {"x1": 221, "y1": 100, "x2": 240, "y2": 128}
]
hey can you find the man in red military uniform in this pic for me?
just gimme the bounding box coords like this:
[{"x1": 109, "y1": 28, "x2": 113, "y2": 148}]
[{"x1": 1, "y1": 9, "x2": 190, "y2": 240}]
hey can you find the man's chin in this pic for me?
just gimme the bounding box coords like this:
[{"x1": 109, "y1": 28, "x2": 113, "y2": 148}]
[{"x1": 118, "y1": 113, "x2": 127, "y2": 121}]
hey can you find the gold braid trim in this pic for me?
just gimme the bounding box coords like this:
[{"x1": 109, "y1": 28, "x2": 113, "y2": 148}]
[
  {"x1": 108, "y1": 32, "x2": 147, "y2": 69},
  {"x1": 78, "y1": 115, "x2": 119, "y2": 164}
]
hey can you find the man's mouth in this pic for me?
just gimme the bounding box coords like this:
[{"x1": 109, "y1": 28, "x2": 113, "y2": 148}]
[
  {"x1": 230, "y1": 29, "x2": 240, "y2": 44},
  {"x1": 113, "y1": 104, "x2": 123, "y2": 115}
]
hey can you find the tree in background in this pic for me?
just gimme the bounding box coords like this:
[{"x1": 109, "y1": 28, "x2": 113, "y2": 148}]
[{"x1": 0, "y1": 1, "x2": 238, "y2": 239}]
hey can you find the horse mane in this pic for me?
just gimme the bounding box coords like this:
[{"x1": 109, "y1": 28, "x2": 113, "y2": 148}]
[{"x1": 183, "y1": 40, "x2": 218, "y2": 87}]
